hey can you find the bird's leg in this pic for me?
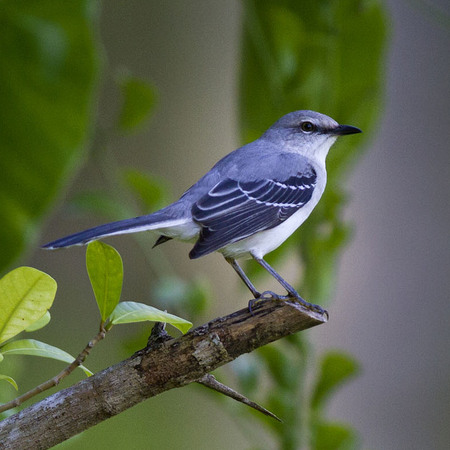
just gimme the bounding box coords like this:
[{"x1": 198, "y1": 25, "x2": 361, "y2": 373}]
[
  {"x1": 252, "y1": 256, "x2": 327, "y2": 316},
  {"x1": 225, "y1": 257, "x2": 260, "y2": 298},
  {"x1": 225, "y1": 257, "x2": 282, "y2": 312}
]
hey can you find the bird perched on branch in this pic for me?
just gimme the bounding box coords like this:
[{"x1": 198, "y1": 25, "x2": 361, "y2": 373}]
[{"x1": 44, "y1": 110, "x2": 361, "y2": 314}]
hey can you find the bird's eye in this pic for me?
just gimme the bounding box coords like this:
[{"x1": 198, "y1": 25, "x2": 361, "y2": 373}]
[{"x1": 300, "y1": 121, "x2": 315, "y2": 133}]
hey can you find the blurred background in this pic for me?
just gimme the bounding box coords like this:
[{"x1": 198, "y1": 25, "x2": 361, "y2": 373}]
[{"x1": 1, "y1": 1, "x2": 449, "y2": 449}]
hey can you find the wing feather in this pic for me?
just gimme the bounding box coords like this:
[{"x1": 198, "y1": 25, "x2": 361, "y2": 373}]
[{"x1": 189, "y1": 169, "x2": 317, "y2": 259}]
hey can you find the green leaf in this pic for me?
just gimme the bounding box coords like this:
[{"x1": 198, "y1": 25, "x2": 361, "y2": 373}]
[
  {"x1": 0, "y1": 0, "x2": 100, "y2": 272},
  {"x1": 311, "y1": 351, "x2": 360, "y2": 411},
  {"x1": 110, "y1": 301, "x2": 192, "y2": 334},
  {"x1": 0, "y1": 374, "x2": 18, "y2": 391},
  {"x1": 25, "y1": 311, "x2": 51, "y2": 332},
  {"x1": 117, "y1": 75, "x2": 157, "y2": 133},
  {"x1": 0, "y1": 339, "x2": 92, "y2": 377},
  {"x1": 122, "y1": 168, "x2": 170, "y2": 212},
  {"x1": 0, "y1": 267, "x2": 57, "y2": 345},
  {"x1": 86, "y1": 241, "x2": 124, "y2": 321},
  {"x1": 311, "y1": 421, "x2": 359, "y2": 450}
]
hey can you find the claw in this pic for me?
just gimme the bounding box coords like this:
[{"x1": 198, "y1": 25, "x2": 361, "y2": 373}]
[
  {"x1": 247, "y1": 291, "x2": 278, "y2": 314},
  {"x1": 286, "y1": 293, "x2": 328, "y2": 318},
  {"x1": 247, "y1": 298, "x2": 258, "y2": 314},
  {"x1": 259, "y1": 290, "x2": 281, "y2": 300},
  {"x1": 247, "y1": 291, "x2": 328, "y2": 320}
]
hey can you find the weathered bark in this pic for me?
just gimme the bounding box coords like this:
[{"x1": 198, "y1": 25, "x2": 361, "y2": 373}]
[{"x1": 0, "y1": 299, "x2": 326, "y2": 449}]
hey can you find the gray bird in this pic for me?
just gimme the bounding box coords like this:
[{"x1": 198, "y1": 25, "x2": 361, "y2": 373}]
[{"x1": 44, "y1": 110, "x2": 361, "y2": 314}]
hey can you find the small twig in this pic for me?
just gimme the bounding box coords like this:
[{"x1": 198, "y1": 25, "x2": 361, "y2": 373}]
[
  {"x1": 198, "y1": 373, "x2": 282, "y2": 422},
  {"x1": 0, "y1": 323, "x2": 107, "y2": 414}
]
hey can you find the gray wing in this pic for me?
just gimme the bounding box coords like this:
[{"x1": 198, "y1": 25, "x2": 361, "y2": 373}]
[{"x1": 189, "y1": 169, "x2": 316, "y2": 259}]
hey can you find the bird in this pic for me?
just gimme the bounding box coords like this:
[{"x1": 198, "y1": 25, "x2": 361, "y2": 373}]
[{"x1": 44, "y1": 110, "x2": 361, "y2": 315}]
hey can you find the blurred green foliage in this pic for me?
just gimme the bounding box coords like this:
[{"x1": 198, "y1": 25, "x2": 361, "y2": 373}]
[
  {"x1": 312, "y1": 422, "x2": 359, "y2": 450},
  {"x1": 121, "y1": 168, "x2": 170, "y2": 212},
  {"x1": 117, "y1": 74, "x2": 158, "y2": 133},
  {"x1": 0, "y1": 0, "x2": 100, "y2": 273},
  {"x1": 228, "y1": 1, "x2": 387, "y2": 448},
  {"x1": 311, "y1": 351, "x2": 360, "y2": 412},
  {"x1": 309, "y1": 352, "x2": 361, "y2": 449}
]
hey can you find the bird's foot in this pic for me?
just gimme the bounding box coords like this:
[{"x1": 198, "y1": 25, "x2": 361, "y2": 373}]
[
  {"x1": 247, "y1": 291, "x2": 279, "y2": 314},
  {"x1": 247, "y1": 291, "x2": 328, "y2": 319},
  {"x1": 286, "y1": 293, "x2": 328, "y2": 318},
  {"x1": 259, "y1": 290, "x2": 282, "y2": 300}
]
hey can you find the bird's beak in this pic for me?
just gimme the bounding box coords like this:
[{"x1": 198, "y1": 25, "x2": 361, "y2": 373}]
[{"x1": 332, "y1": 124, "x2": 362, "y2": 136}]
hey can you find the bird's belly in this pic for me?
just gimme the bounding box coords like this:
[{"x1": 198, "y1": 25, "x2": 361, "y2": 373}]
[
  {"x1": 219, "y1": 203, "x2": 316, "y2": 260},
  {"x1": 158, "y1": 220, "x2": 200, "y2": 242}
]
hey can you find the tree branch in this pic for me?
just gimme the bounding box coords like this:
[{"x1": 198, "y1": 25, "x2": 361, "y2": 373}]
[
  {"x1": 0, "y1": 299, "x2": 327, "y2": 449},
  {"x1": 0, "y1": 324, "x2": 106, "y2": 414}
]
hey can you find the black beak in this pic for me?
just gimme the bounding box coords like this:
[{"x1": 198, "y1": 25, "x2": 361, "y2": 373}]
[{"x1": 332, "y1": 124, "x2": 362, "y2": 136}]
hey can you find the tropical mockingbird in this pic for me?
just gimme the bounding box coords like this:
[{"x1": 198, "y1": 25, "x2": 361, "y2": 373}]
[{"x1": 44, "y1": 110, "x2": 361, "y2": 314}]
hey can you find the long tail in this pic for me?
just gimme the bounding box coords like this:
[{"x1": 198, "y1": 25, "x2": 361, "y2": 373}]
[{"x1": 43, "y1": 210, "x2": 187, "y2": 249}]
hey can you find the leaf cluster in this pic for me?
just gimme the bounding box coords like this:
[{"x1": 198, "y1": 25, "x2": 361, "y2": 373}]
[
  {"x1": 0, "y1": 242, "x2": 191, "y2": 413},
  {"x1": 0, "y1": 267, "x2": 90, "y2": 393}
]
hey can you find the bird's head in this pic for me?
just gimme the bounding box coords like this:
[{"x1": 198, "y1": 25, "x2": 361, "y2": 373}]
[{"x1": 263, "y1": 110, "x2": 361, "y2": 163}]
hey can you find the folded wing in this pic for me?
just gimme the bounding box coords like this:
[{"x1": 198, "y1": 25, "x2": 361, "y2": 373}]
[{"x1": 189, "y1": 169, "x2": 316, "y2": 259}]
